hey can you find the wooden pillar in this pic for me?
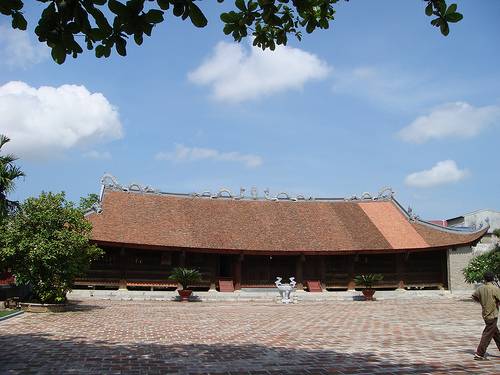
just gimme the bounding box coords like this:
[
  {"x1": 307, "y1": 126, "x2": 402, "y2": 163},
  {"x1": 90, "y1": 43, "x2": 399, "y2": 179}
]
[
  {"x1": 295, "y1": 254, "x2": 305, "y2": 291},
  {"x1": 347, "y1": 254, "x2": 356, "y2": 291},
  {"x1": 215, "y1": 254, "x2": 221, "y2": 277},
  {"x1": 267, "y1": 256, "x2": 271, "y2": 283},
  {"x1": 396, "y1": 253, "x2": 406, "y2": 290},
  {"x1": 176, "y1": 250, "x2": 187, "y2": 290},
  {"x1": 118, "y1": 247, "x2": 127, "y2": 290},
  {"x1": 179, "y1": 250, "x2": 186, "y2": 267},
  {"x1": 233, "y1": 254, "x2": 243, "y2": 290},
  {"x1": 440, "y1": 249, "x2": 447, "y2": 290},
  {"x1": 320, "y1": 256, "x2": 326, "y2": 291},
  {"x1": 209, "y1": 254, "x2": 217, "y2": 292}
]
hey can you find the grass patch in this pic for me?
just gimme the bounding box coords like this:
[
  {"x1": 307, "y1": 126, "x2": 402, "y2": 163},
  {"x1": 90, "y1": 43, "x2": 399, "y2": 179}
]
[{"x1": 0, "y1": 309, "x2": 21, "y2": 318}]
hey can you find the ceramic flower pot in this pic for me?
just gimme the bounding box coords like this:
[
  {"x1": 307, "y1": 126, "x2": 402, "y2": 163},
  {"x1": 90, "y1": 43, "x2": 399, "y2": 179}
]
[
  {"x1": 177, "y1": 289, "x2": 192, "y2": 302},
  {"x1": 362, "y1": 288, "x2": 376, "y2": 301}
]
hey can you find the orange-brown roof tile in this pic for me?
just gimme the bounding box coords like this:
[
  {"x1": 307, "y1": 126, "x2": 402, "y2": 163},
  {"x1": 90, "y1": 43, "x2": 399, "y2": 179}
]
[
  {"x1": 87, "y1": 189, "x2": 487, "y2": 253},
  {"x1": 358, "y1": 202, "x2": 429, "y2": 249}
]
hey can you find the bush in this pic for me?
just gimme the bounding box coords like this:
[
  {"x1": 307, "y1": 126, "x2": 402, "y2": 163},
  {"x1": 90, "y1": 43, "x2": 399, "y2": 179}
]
[
  {"x1": 0, "y1": 192, "x2": 103, "y2": 303},
  {"x1": 463, "y1": 246, "x2": 500, "y2": 287},
  {"x1": 169, "y1": 268, "x2": 201, "y2": 290},
  {"x1": 354, "y1": 274, "x2": 384, "y2": 289}
]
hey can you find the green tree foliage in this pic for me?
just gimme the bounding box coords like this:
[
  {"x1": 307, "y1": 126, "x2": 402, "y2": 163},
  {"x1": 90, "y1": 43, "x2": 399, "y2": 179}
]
[
  {"x1": 0, "y1": 135, "x2": 25, "y2": 220},
  {"x1": 0, "y1": 192, "x2": 103, "y2": 303},
  {"x1": 463, "y1": 246, "x2": 500, "y2": 287},
  {"x1": 78, "y1": 193, "x2": 100, "y2": 212},
  {"x1": 1, "y1": 0, "x2": 463, "y2": 64}
]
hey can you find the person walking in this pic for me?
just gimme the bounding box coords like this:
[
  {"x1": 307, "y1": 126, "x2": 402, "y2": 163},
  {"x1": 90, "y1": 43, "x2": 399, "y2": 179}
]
[{"x1": 472, "y1": 271, "x2": 500, "y2": 360}]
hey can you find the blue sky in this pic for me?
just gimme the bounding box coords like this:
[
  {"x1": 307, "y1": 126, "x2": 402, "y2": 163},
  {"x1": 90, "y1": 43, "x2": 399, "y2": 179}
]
[{"x1": 0, "y1": 0, "x2": 499, "y2": 219}]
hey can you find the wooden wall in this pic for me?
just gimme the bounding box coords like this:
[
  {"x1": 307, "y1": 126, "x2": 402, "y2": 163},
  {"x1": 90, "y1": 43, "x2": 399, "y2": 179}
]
[{"x1": 79, "y1": 247, "x2": 448, "y2": 290}]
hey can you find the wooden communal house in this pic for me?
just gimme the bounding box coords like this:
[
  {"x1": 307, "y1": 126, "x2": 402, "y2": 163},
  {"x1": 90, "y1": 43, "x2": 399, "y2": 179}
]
[{"x1": 80, "y1": 175, "x2": 487, "y2": 292}]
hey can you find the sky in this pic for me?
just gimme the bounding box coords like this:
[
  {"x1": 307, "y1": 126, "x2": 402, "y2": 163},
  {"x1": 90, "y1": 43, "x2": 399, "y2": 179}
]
[{"x1": 0, "y1": 0, "x2": 499, "y2": 220}]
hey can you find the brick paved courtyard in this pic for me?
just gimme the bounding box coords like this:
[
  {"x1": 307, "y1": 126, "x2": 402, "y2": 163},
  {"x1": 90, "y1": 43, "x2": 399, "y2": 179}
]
[{"x1": 1, "y1": 298, "x2": 499, "y2": 374}]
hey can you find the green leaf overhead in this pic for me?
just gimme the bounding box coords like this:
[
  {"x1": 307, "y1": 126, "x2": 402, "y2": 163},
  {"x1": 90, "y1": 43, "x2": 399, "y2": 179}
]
[
  {"x1": 0, "y1": 0, "x2": 464, "y2": 64},
  {"x1": 425, "y1": 1, "x2": 463, "y2": 36},
  {"x1": 145, "y1": 9, "x2": 164, "y2": 23},
  {"x1": 189, "y1": 3, "x2": 208, "y2": 28}
]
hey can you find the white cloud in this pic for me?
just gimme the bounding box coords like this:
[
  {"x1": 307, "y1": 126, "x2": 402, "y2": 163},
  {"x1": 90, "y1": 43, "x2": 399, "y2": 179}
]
[
  {"x1": 188, "y1": 41, "x2": 331, "y2": 102},
  {"x1": 156, "y1": 144, "x2": 263, "y2": 168},
  {"x1": 399, "y1": 102, "x2": 500, "y2": 143},
  {"x1": 83, "y1": 150, "x2": 112, "y2": 160},
  {"x1": 0, "y1": 81, "x2": 123, "y2": 159},
  {"x1": 405, "y1": 160, "x2": 468, "y2": 188},
  {"x1": 0, "y1": 25, "x2": 48, "y2": 68}
]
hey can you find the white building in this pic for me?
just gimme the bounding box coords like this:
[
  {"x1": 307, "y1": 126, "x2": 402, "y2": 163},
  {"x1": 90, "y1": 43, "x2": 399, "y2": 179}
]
[{"x1": 447, "y1": 209, "x2": 500, "y2": 254}]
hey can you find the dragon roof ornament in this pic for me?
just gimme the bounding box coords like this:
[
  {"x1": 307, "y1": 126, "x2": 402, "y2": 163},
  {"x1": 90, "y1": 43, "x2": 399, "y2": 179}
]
[
  {"x1": 407, "y1": 206, "x2": 420, "y2": 222},
  {"x1": 215, "y1": 188, "x2": 233, "y2": 198},
  {"x1": 189, "y1": 187, "x2": 312, "y2": 201},
  {"x1": 346, "y1": 187, "x2": 395, "y2": 202},
  {"x1": 101, "y1": 173, "x2": 158, "y2": 193},
  {"x1": 377, "y1": 187, "x2": 394, "y2": 199},
  {"x1": 101, "y1": 173, "x2": 122, "y2": 190}
]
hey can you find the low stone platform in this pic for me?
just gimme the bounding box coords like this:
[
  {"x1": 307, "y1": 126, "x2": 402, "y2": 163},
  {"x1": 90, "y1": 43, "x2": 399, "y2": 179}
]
[{"x1": 68, "y1": 288, "x2": 470, "y2": 302}]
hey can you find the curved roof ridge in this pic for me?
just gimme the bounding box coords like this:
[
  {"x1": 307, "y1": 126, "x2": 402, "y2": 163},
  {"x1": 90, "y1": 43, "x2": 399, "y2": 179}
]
[
  {"x1": 388, "y1": 195, "x2": 488, "y2": 235},
  {"x1": 416, "y1": 218, "x2": 489, "y2": 235},
  {"x1": 99, "y1": 173, "x2": 399, "y2": 203},
  {"x1": 101, "y1": 185, "x2": 399, "y2": 203}
]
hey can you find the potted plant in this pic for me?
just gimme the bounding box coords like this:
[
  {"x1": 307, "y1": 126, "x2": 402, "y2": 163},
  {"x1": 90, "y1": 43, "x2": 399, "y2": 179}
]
[
  {"x1": 169, "y1": 267, "x2": 201, "y2": 301},
  {"x1": 354, "y1": 274, "x2": 384, "y2": 301}
]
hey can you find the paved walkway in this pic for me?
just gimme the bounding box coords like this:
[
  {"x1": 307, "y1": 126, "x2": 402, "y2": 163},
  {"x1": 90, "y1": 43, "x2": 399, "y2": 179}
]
[{"x1": 0, "y1": 299, "x2": 499, "y2": 374}]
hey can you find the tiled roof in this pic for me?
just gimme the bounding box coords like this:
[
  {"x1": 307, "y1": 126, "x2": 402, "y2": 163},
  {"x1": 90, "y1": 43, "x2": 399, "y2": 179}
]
[{"x1": 86, "y1": 189, "x2": 487, "y2": 253}]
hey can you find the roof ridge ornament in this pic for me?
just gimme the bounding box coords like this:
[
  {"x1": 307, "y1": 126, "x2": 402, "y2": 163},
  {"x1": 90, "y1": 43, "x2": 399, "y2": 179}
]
[
  {"x1": 101, "y1": 174, "x2": 160, "y2": 194},
  {"x1": 360, "y1": 192, "x2": 373, "y2": 200},
  {"x1": 377, "y1": 187, "x2": 394, "y2": 199},
  {"x1": 251, "y1": 187, "x2": 258, "y2": 200},
  {"x1": 101, "y1": 173, "x2": 124, "y2": 191},
  {"x1": 264, "y1": 188, "x2": 271, "y2": 200},
  {"x1": 190, "y1": 186, "x2": 313, "y2": 201},
  {"x1": 274, "y1": 192, "x2": 291, "y2": 201},
  {"x1": 346, "y1": 187, "x2": 394, "y2": 201},
  {"x1": 472, "y1": 221, "x2": 485, "y2": 230},
  {"x1": 407, "y1": 206, "x2": 420, "y2": 222},
  {"x1": 101, "y1": 176, "x2": 392, "y2": 203},
  {"x1": 235, "y1": 187, "x2": 245, "y2": 200},
  {"x1": 215, "y1": 188, "x2": 233, "y2": 198},
  {"x1": 90, "y1": 201, "x2": 102, "y2": 214}
]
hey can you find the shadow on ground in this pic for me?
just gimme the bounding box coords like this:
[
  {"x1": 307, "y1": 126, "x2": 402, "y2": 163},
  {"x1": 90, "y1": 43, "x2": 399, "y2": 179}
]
[
  {"x1": 0, "y1": 333, "x2": 481, "y2": 375},
  {"x1": 65, "y1": 300, "x2": 106, "y2": 312}
]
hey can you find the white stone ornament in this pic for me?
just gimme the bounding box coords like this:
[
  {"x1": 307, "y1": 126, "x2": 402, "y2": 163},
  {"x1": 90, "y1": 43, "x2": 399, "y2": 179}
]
[{"x1": 275, "y1": 277, "x2": 296, "y2": 304}]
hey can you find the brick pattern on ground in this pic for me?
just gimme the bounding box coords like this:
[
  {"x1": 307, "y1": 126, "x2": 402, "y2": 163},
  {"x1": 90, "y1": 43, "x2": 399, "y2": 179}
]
[{"x1": 0, "y1": 299, "x2": 499, "y2": 374}]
